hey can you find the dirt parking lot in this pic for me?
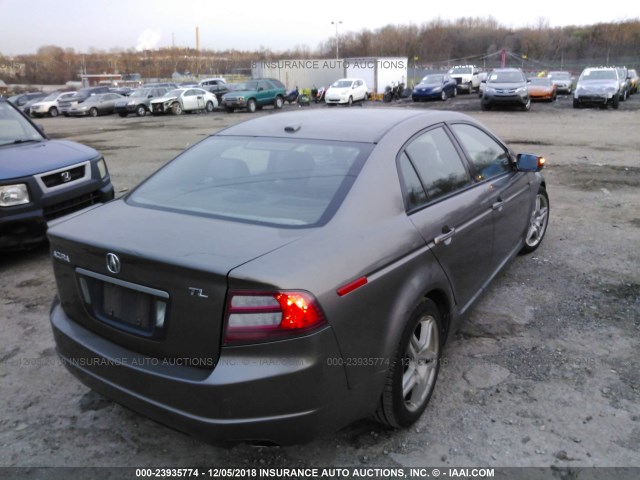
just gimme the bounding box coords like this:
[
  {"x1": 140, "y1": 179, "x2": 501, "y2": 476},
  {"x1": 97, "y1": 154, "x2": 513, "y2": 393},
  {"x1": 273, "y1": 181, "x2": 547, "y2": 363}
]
[{"x1": 1, "y1": 94, "x2": 639, "y2": 471}]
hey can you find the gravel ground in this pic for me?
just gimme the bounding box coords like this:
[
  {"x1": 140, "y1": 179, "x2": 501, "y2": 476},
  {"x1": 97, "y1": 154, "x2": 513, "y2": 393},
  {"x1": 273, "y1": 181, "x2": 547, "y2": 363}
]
[{"x1": 1, "y1": 93, "x2": 639, "y2": 472}]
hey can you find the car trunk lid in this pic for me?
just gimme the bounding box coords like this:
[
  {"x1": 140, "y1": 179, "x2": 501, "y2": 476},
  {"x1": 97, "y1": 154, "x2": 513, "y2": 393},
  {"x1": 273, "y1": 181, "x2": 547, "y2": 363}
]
[{"x1": 48, "y1": 200, "x2": 304, "y2": 367}]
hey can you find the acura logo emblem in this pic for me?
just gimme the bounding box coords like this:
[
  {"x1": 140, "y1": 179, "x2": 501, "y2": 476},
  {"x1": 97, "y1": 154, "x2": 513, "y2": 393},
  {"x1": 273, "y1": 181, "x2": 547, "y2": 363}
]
[{"x1": 106, "y1": 253, "x2": 121, "y2": 274}]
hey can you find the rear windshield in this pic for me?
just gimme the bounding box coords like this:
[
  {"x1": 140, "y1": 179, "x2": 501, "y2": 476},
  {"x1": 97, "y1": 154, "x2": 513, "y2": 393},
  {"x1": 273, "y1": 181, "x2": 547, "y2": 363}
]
[{"x1": 128, "y1": 136, "x2": 372, "y2": 227}]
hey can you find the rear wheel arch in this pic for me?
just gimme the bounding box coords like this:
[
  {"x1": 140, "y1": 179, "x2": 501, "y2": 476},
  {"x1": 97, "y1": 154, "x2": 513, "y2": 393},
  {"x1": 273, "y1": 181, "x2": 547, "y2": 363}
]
[
  {"x1": 374, "y1": 297, "x2": 443, "y2": 427},
  {"x1": 383, "y1": 280, "x2": 454, "y2": 363},
  {"x1": 423, "y1": 289, "x2": 452, "y2": 343}
]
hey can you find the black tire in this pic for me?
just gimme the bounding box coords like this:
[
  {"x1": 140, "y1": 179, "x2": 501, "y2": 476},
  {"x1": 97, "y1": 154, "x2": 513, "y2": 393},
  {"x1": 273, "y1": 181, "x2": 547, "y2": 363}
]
[
  {"x1": 347, "y1": 96, "x2": 353, "y2": 106},
  {"x1": 521, "y1": 97, "x2": 531, "y2": 111},
  {"x1": 467, "y1": 81, "x2": 473, "y2": 93},
  {"x1": 573, "y1": 98, "x2": 580, "y2": 109},
  {"x1": 89, "y1": 107, "x2": 98, "y2": 117},
  {"x1": 247, "y1": 99, "x2": 257, "y2": 113},
  {"x1": 171, "y1": 102, "x2": 182, "y2": 115},
  {"x1": 520, "y1": 187, "x2": 550, "y2": 254},
  {"x1": 136, "y1": 105, "x2": 147, "y2": 117},
  {"x1": 481, "y1": 101, "x2": 490, "y2": 111},
  {"x1": 205, "y1": 101, "x2": 214, "y2": 113},
  {"x1": 452, "y1": 87, "x2": 457, "y2": 97},
  {"x1": 49, "y1": 107, "x2": 59, "y2": 117},
  {"x1": 274, "y1": 96, "x2": 284, "y2": 109},
  {"x1": 440, "y1": 90, "x2": 447, "y2": 101},
  {"x1": 374, "y1": 299, "x2": 442, "y2": 428},
  {"x1": 118, "y1": 112, "x2": 128, "y2": 118},
  {"x1": 612, "y1": 94, "x2": 620, "y2": 110},
  {"x1": 225, "y1": 106, "x2": 235, "y2": 113}
]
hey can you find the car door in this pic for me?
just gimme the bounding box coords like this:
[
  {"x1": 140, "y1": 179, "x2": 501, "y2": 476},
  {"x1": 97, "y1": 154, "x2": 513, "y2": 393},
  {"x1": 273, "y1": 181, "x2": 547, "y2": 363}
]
[
  {"x1": 398, "y1": 125, "x2": 495, "y2": 311},
  {"x1": 256, "y1": 81, "x2": 274, "y2": 106},
  {"x1": 449, "y1": 122, "x2": 532, "y2": 272},
  {"x1": 102, "y1": 93, "x2": 119, "y2": 113},
  {"x1": 193, "y1": 89, "x2": 206, "y2": 109},
  {"x1": 182, "y1": 90, "x2": 197, "y2": 111},
  {"x1": 352, "y1": 80, "x2": 362, "y2": 101}
]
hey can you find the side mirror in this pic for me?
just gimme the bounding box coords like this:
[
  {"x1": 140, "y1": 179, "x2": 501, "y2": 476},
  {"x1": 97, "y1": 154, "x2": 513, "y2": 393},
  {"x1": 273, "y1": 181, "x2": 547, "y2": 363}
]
[{"x1": 517, "y1": 153, "x2": 546, "y2": 172}]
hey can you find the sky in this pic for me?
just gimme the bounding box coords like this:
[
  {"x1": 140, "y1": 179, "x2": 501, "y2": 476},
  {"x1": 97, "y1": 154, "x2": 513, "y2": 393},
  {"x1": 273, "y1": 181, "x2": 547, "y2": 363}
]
[{"x1": 0, "y1": 0, "x2": 636, "y2": 56}]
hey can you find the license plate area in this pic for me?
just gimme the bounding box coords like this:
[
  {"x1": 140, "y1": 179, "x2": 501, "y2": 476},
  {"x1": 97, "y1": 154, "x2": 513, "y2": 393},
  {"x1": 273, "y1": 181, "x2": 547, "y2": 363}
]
[
  {"x1": 76, "y1": 268, "x2": 170, "y2": 338},
  {"x1": 103, "y1": 282, "x2": 153, "y2": 330}
]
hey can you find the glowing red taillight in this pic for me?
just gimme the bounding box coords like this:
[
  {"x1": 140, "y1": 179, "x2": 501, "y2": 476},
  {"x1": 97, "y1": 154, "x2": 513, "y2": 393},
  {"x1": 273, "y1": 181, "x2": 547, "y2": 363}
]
[{"x1": 223, "y1": 291, "x2": 326, "y2": 345}]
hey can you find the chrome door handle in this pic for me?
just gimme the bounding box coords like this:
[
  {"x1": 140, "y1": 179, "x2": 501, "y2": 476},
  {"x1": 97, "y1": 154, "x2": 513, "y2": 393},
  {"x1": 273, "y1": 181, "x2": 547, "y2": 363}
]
[{"x1": 435, "y1": 227, "x2": 456, "y2": 246}]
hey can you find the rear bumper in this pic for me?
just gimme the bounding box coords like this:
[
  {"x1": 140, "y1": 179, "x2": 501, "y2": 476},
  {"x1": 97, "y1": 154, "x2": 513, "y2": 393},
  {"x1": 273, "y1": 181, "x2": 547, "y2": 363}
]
[{"x1": 50, "y1": 297, "x2": 363, "y2": 444}]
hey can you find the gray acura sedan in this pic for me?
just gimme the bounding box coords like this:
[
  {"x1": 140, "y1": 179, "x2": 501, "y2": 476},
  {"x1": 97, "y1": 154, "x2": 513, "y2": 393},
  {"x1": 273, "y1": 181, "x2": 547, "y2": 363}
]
[{"x1": 48, "y1": 109, "x2": 549, "y2": 444}]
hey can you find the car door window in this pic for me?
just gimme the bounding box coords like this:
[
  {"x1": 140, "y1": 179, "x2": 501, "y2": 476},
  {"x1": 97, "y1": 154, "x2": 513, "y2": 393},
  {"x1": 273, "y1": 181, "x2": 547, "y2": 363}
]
[
  {"x1": 398, "y1": 152, "x2": 428, "y2": 210},
  {"x1": 451, "y1": 123, "x2": 511, "y2": 181},
  {"x1": 403, "y1": 127, "x2": 471, "y2": 203}
]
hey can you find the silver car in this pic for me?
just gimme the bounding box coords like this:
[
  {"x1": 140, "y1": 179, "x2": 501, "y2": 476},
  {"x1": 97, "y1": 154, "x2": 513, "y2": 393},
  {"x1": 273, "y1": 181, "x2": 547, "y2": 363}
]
[
  {"x1": 48, "y1": 109, "x2": 549, "y2": 445},
  {"x1": 573, "y1": 67, "x2": 621, "y2": 109},
  {"x1": 548, "y1": 71, "x2": 574, "y2": 94}
]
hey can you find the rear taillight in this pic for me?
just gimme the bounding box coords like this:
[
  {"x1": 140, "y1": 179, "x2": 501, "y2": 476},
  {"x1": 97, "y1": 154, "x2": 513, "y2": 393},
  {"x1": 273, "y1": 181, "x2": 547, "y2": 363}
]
[{"x1": 223, "y1": 291, "x2": 326, "y2": 345}]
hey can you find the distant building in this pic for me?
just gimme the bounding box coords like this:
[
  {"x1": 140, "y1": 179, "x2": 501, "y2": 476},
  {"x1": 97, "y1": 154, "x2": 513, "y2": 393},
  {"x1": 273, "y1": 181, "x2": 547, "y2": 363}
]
[{"x1": 80, "y1": 73, "x2": 122, "y2": 87}]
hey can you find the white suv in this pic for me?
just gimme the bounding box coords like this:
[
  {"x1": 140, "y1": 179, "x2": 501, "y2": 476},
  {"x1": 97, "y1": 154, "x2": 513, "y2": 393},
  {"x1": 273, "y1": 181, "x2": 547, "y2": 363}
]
[{"x1": 29, "y1": 91, "x2": 76, "y2": 118}]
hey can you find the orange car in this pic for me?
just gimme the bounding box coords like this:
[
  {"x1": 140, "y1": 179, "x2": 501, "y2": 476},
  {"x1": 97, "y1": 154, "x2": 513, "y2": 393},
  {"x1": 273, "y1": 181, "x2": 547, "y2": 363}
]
[{"x1": 527, "y1": 77, "x2": 557, "y2": 101}]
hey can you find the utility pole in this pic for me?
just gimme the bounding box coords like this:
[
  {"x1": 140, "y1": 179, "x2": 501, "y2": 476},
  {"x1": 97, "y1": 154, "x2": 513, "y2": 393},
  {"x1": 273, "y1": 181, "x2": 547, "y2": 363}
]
[{"x1": 331, "y1": 21, "x2": 342, "y2": 60}]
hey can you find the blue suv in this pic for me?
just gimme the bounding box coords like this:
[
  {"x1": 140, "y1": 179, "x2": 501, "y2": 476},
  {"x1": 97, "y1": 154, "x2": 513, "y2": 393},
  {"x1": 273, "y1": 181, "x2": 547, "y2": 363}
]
[{"x1": 0, "y1": 99, "x2": 114, "y2": 250}]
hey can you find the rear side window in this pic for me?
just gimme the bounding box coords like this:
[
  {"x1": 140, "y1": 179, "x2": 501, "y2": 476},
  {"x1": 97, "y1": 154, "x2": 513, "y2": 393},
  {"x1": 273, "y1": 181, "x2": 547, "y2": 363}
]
[
  {"x1": 129, "y1": 137, "x2": 372, "y2": 227},
  {"x1": 450, "y1": 124, "x2": 511, "y2": 181},
  {"x1": 398, "y1": 153, "x2": 427, "y2": 210},
  {"x1": 402, "y1": 127, "x2": 470, "y2": 205}
]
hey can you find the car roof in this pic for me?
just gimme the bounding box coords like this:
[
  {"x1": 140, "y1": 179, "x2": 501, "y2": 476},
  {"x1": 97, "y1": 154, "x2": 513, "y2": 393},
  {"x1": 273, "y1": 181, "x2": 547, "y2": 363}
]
[{"x1": 216, "y1": 109, "x2": 471, "y2": 143}]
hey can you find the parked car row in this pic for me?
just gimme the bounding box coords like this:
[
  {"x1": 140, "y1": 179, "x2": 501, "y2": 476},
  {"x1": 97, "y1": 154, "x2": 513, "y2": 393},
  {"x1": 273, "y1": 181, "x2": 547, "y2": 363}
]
[
  {"x1": 470, "y1": 64, "x2": 637, "y2": 111},
  {"x1": 12, "y1": 64, "x2": 638, "y2": 121}
]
